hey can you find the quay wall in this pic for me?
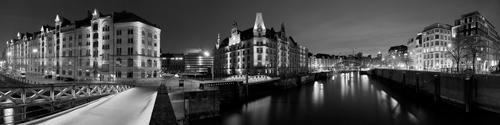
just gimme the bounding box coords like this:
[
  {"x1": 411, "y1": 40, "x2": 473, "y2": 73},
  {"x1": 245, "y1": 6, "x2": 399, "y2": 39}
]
[{"x1": 369, "y1": 69, "x2": 500, "y2": 113}]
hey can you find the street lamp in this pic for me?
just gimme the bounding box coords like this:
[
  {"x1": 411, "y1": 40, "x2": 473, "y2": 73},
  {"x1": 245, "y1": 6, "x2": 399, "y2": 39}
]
[{"x1": 203, "y1": 51, "x2": 210, "y2": 57}]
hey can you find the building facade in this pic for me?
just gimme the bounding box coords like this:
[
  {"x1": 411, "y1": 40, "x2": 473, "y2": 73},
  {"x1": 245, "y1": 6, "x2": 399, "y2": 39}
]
[
  {"x1": 386, "y1": 45, "x2": 408, "y2": 68},
  {"x1": 4, "y1": 9, "x2": 161, "y2": 82},
  {"x1": 421, "y1": 23, "x2": 453, "y2": 71},
  {"x1": 453, "y1": 11, "x2": 500, "y2": 72},
  {"x1": 160, "y1": 53, "x2": 185, "y2": 74},
  {"x1": 407, "y1": 33, "x2": 423, "y2": 70},
  {"x1": 213, "y1": 13, "x2": 309, "y2": 78},
  {"x1": 184, "y1": 49, "x2": 214, "y2": 76}
]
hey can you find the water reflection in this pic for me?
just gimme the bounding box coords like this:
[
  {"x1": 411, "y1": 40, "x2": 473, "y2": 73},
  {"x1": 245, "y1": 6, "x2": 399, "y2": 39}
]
[
  {"x1": 198, "y1": 72, "x2": 499, "y2": 125},
  {"x1": 312, "y1": 81, "x2": 324, "y2": 106}
]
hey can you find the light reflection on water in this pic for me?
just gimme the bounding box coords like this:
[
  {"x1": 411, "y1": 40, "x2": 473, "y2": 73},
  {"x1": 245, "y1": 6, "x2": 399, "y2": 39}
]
[
  {"x1": 312, "y1": 81, "x2": 324, "y2": 107},
  {"x1": 198, "y1": 72, "x2": 500, "y2": 125}
]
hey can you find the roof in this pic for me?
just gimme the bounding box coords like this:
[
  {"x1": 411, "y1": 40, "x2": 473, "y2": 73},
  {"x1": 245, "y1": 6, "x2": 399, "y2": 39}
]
[
  {"x1": 423, "y1": 23, "x2": 452, "y2": 32},
  {"x1": 113, "y1": 11, "x2": 159, "y2": 28}
]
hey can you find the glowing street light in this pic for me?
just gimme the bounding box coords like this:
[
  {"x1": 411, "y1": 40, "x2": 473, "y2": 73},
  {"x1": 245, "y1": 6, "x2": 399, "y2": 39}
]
[
  {"x1": 32, "y1": 48, "x2": 38, "y2": 53},
  {"x1": 203, "y1": 51, "x2": 210, "y2": 57}
]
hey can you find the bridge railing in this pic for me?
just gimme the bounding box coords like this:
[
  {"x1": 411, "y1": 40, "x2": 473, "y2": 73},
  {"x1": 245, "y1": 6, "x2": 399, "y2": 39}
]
[{"x1": 0, "y1": 83, "x2": 133, "y2": 124}]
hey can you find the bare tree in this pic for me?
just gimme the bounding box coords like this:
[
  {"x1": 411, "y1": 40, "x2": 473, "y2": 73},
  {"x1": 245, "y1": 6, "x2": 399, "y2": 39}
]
[
  {"x1": 447, "y1": 36, "x2": 468, "y2": 73},
  {"x1": 462, "y1": 36, "x2": 487, "y2": 74}
]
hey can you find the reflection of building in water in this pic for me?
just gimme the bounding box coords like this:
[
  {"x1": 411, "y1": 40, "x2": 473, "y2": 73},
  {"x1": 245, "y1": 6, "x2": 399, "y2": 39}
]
[{"x1": 313, "y1": 81, "x2": 324, "y2": 106}]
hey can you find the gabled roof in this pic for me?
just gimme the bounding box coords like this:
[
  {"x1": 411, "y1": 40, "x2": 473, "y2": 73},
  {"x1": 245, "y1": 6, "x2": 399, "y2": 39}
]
[{"x1": 113, "y1": 11, "x2": 159, "y2": 28}]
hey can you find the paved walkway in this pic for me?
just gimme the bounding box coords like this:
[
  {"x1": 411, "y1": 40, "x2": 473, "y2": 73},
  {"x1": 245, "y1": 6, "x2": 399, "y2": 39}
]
[{"x1": 23, "y1": 87, "x2": 158, "y2": 125}]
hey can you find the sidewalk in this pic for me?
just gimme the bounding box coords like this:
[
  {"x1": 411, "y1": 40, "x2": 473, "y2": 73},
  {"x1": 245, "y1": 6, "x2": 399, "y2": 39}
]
[{"x1": 24, "y1": 87, "x2": 158, "y2": 125}]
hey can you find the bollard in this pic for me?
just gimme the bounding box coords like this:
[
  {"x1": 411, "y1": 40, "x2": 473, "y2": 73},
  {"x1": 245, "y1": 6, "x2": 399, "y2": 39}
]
[
  {"x1": 402, "y1": 73, "x2": 406, "y2": 89},
  {"x1": 464, "y1": 76, "x2": 473, "y2": 113},
  {"x1": 415, "y1": 73, "x2": 420, "y2": 94},
  {"x1": 433, "y1": 74, "x2": 441, "y2": 103}
]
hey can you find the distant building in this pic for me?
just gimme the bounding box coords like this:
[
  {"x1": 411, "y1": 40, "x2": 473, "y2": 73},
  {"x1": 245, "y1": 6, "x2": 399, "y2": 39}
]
[
  {"x1": 184, "y1": 49, "x2": 213, "y2": 76},
  {"x1": 4, "y1": 9, "x2": 161, "y2": 82},
  {"x1": 453, "y1": 11, "x2": 500, "y2": 72},
  {"x1": 387, "y1": 45, "x2": 408, "y2": 68},
  {"x1": 407, "y1": 33, "x2": 423, "y2": 70},
  {"x1": 213, "y1": 12, "x2": 309, "y2": 78},
  {"x1": 160, "y1": 53, "x2": 184, "y2": 74}
]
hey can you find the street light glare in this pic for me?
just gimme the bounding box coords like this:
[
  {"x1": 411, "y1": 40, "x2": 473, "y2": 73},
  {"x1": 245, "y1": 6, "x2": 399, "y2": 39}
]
[{"x1": 204, "y1": 51, "x2": 210, "y2": 57}]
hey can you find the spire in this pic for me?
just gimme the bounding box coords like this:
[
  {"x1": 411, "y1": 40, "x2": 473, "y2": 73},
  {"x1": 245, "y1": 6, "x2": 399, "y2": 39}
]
[
  {"x1": 231, "y1": 20, "x2": 239, "y2": 34},
  {"x1": 40, "y1": 26, "x2": 44, "y2": 32},
  {"x1": 17, "y1": 32, "x2": 21, "y2": 39},
  {"x1": 253, "y1": 12, "x2": 266, "y2": 31},
  {"x1": 280, "y1": 22, "x2": 286, "y2": 32},
  {"x1": 232, "y1": 20, "x2": 238, "y2": 27},
  {"x1": 55, "y1": 14, "x2": 60, "y2": 22},
  {"x1": 216, "y1": 33, "x2": 221, "y2": 49},
  {"x1": 280, "y1": 22, "x2": 286, "y2": 38},
  {"x1": 92, "y1": 9, "x2": 99, "y2": 18}
]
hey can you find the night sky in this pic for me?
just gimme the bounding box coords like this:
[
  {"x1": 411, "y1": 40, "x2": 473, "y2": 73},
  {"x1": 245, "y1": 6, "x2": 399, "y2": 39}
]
[{"x1": 1, "y1": 0, "x2": 499, "y2": 56}]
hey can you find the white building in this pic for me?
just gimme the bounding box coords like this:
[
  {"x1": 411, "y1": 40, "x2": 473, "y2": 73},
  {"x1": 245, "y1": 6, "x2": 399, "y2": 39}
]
[{"x1": 5, "y1": 9, "x2": 161, "y2": 83}]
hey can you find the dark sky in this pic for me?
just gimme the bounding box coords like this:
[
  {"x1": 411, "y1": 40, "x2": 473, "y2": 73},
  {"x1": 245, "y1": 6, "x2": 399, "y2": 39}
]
[{"x1": 1, "y1": 0, "x2": 499, "y2": 55}]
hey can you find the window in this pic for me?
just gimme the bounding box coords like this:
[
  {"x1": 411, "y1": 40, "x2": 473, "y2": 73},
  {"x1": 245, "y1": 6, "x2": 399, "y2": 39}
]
[
  {"x1": 103, "y1": 25, "x2": 110, "y2": 31},
  {"x1": 257, "y1": 48, "x2": 263, "y2": 53},
  {"x1": 128, "y1": 58, "x2": 133, "y2": 67},
  {"x1": 117, "y1": 58, "x2": 122, "y2": 66},
  {"x1": 127, "y1": 72, "x2": 133, "y2": 78},
  {"x1": 103, "y1": 35, "x2": 110, "y2": 40},
  {"x1": 128, "y1": 38, "x2": 133, "y2": 44},
  {"x1": 117, "y1": 48, "x2": 122, "y2": 55},
  {"x1": 258, "y1": 55, "x2": 262, "y2": 60},
  {"x1": 127, "y1": 47, "x2": 133, "y2": 55},
  {"x1": 93, "y1": 33, "x2": 99, "y2": 39},
  {"x1": 92, "y1": 24, "x2": 99, "y2": 31},
  {"x1": 117, "y1": 38, "x2": 122, "y2": 44},
  {"x1": 86, "y1": 34, "x2": 90, "y2": 38},
  {"x1": 103, "y1": 44, "x2": 110, "y2": 49},
  {"x1": 116, "y1": 30, "x2": 122, "y2": 35},
  {"x1": 116, "y1": 71, "x2": 122, "y2": 78},
  {"x1": 147, "y1": 59, "x2": 152, "y2": 67},
  {"x1": 128, "y1": 29, "x2": 134, "y2": 35}
]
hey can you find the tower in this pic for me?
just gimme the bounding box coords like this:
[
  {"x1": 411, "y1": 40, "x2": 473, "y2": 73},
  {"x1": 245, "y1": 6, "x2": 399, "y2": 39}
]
[
  {"x1": 280, "y1": 22, "x2": 287, "y2": 39},
  {"x1": 216, "y1": 33, "x2": 221, "y2": 49},
  {"x1": 229, "y1": 20, "x2": 241, "y2": 46},
  {"x1": 253, "y1": 12, "x2": 266, "y2": 36}
]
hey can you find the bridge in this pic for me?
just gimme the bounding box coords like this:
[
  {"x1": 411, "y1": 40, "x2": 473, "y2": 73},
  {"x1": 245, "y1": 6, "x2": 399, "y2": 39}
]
[{"x1": 0, "y1": 83, "x2": 132, "y2": 124}]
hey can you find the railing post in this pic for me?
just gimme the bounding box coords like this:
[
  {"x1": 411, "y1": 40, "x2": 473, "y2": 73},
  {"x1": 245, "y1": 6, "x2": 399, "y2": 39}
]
[
  {"x1": 402, "y1": 73, "x2": 406, "y2": 89},
  {"x1": 50, "y1": 85, "x2": 55, "y2": 112},
  {"x1": 415, "y1": 73, "x2": 420, "y2": 94},
  {"x1": 87, "y1": 84, "x2": 91, "y2": 97},
  {"x1": 433, "y1": 74, "x2": 441, "y2": 103}
]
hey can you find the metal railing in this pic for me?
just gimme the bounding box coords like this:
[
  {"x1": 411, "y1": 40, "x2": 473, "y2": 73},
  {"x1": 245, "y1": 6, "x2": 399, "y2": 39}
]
[{"x1": 0, "y1": 83, "x2": 133, "y2": 124}]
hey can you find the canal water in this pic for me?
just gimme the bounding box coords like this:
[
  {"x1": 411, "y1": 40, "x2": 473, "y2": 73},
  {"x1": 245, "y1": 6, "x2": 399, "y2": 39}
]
[{"x1": 193, "y1": 72, "x2": 500, "y2": 125}]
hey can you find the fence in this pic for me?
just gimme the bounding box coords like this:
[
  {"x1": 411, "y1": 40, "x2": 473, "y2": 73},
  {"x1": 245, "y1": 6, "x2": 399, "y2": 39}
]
[{"x1": 0, "y1": 83, "x2": 133, "y2": 124}]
